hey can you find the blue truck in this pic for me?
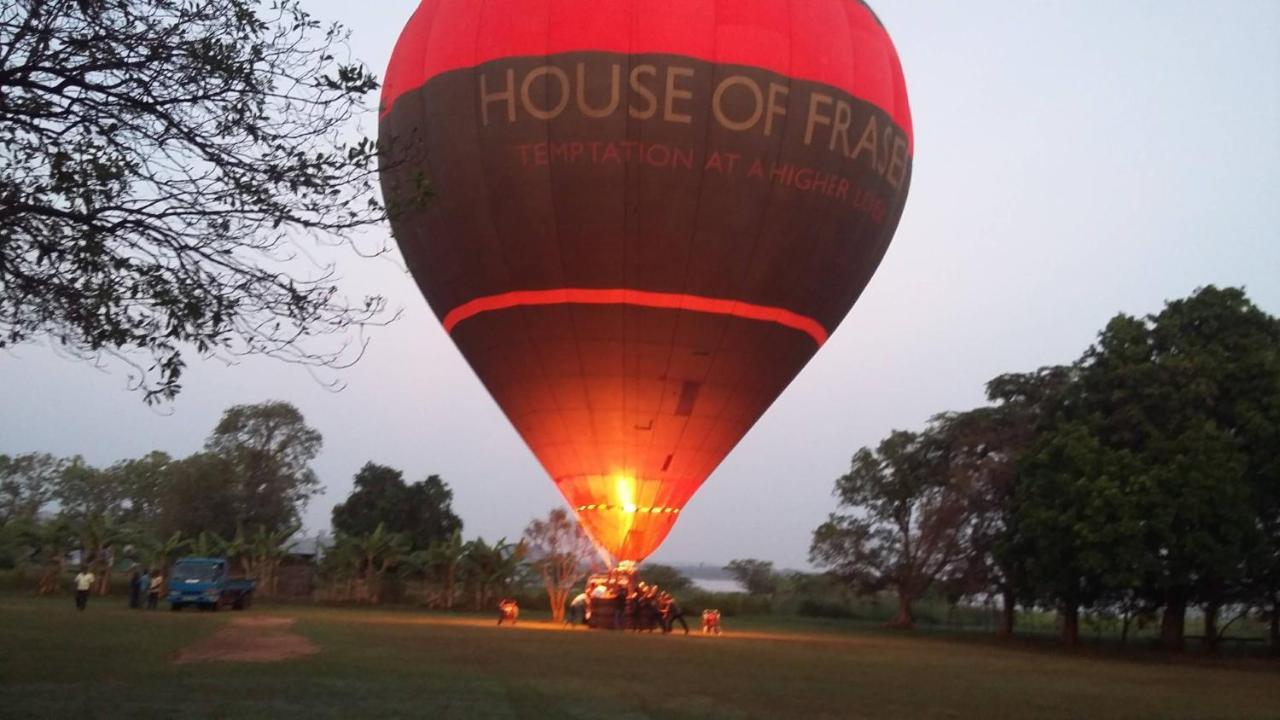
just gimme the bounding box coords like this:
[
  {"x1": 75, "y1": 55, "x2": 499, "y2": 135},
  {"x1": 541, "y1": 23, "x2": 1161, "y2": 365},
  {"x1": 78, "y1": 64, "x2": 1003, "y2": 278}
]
[{"x1": 167, "y1": 557, "x2": 256, "y2": 611}]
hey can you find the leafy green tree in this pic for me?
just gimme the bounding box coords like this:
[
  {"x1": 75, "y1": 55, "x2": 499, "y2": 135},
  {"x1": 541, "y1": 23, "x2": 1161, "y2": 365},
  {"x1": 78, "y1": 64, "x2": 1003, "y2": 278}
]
[
  {"x1": 463, "y1": 536, "x2": 526, "y2": 612},
  {"x1": 1008, "y1": 287, "x2": 1277, "y2": 650},
  {"x1": 811, "y1": 429, "x2": 966, "y2": 629},
  {"x1": 53, "y1": 457, "x2": 126, "y2": 521},
  {"x1": 104, "y1": 452, "x2": 173, "y2": 527},
  {"x1": 205, "y1": 401, "x2": 322, "y2": 533},
  {"x1": 0, "y1": 453, "x2": 64, "y2": 525},
  {"x1": 20, "y1": 516, "x2": 78, "y2": 595},
  {"x1": 243, "y1": 524, "x2": 299, "y2": 598},
  {"x1": 331, "y1": 462, "x2": 462, "y2": 551},
  {"x1": 642, "y1": 564, "x2": 693, "y2": 593},
  {"x1": 138, "y1": 530, "x2": 188, "y2": 582},
  {"x1": 75, "y1": 513, "x2": 135, "y2": 595},
  {"x1": 522, "y1": 508, "x2": 591, "y2": 622},
  {"x1": 187, "y1": 530, "x2": 226, "y2": 558},
  {"x1": 155, "y1": 453, "x2": 239, "y2": 539},
  {"x1": 0, "y1": 0, "x2": 390, "y2": 402},
  {"x1": 1006, "y1": 423, "x2": 1148, "y2": 645},
  {"x1": 724, "y1": 559, "x2": 779, "y2": 596},
  {"x1": 354, "y1": 523, "x2": 409, "y2": 605},
  {"x1": 934, "y1": 366, "x2": 1071, "y2": 637},
  {"x1": 420, "y1": 529, "x2": 468, "y2": 609}
]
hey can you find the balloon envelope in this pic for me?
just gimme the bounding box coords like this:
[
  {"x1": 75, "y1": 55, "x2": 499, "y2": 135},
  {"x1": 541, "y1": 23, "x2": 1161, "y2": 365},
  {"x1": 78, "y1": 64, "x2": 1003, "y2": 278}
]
[{"x1": 380, "y1": 0, "x2": 913, "y2": 562}]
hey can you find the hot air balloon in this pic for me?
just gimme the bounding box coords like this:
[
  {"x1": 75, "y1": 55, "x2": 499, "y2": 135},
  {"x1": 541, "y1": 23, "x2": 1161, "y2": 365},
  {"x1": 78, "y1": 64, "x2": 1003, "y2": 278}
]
[{"x1": 379, "y1": 0, "x2": 912, "y2": 564}]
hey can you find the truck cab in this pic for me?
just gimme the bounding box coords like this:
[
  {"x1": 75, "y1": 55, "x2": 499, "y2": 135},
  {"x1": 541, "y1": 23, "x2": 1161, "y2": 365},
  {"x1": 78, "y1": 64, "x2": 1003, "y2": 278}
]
[{"x1": 167, "y1": 557, "x2": 255, "y2": 611}]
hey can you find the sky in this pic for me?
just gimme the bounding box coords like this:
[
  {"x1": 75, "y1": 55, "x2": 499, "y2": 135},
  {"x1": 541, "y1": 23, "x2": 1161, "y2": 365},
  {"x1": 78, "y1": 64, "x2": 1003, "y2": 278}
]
[{"x1": 1, "y1": 1, "x2": 1277, "y2": 569}]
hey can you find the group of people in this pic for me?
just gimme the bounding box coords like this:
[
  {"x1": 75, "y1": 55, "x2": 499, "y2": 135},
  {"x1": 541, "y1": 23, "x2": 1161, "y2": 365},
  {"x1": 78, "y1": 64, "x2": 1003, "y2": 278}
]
[
  {"x1": 566, "y1": 578, "x2": 690, "y2": 634},
  {"x1": 71, "y1": 565, "x2": 163, "y2": 611}
]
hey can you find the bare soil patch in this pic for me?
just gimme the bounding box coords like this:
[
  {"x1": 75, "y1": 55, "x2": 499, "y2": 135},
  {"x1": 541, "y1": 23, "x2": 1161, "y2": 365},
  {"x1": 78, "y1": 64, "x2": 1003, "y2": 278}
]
[{"x1": 175, "y1": 616, "x2": 319, "y2": 664}]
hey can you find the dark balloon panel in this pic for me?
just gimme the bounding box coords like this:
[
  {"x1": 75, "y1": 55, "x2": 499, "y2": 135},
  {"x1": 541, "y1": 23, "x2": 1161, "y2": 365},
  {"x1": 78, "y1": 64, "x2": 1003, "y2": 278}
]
[{"x1": 380, "y1": 0, "x2": 913, "y2": 562}]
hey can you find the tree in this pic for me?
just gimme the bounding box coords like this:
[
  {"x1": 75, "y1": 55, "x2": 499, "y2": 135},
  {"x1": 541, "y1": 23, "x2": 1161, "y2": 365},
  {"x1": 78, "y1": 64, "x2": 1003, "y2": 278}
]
[
  {"x1": 1007, "y1": 287, "x2": 1277, "y2": 650},
  {"x1": 353, "y1": 523, "x2": 408, "y2": 605},
  {"x1": 0, "y1": 453, "x2": 63, "y2": 525},
  {"x1": 811, "y1": 429, "x2": 967, "y2": 629},
  {"x1": 155, "y1": 453, "x2": 239, "y2": 539},
  {"x1": 1007, "y1": 423, "x2": 1147, "y2": 645},
  {"x1": 523, "y1": 508, "x2": 596, "y2": 623},
  {"x1": 17, "y1": 515, "x2": 77, "y2": 595},
  {"x1": 0, "y1": 0, "x2": 393, "y2": 402},
  {"x1": 75, "y1": 513, "x2": 133, "y2": 594},
  {"x1": 205, "y1": 401, "x2": 322, "y2": 533},
  {"x1": 331, "y1": 463, "x2": 463, "y2": 551},
  {"x1": 138, "y1": 530, "x2": 188, "y2": 585},
  {"x1": 104, "y1": 452, "x2": 172, "y2": 527},
  {"x1": 53, "y1": 457, "x2": 126, "y2": 521},
  {"x1": 933, "y1": 367, "x2": 1071, "y2": 638},
  {"x1": 642, "y1": 564, "x2": 693, "y2": 593},
  {"x1": 462, "y1": 537, "x2": 524, "y2": 612},
  {"x1": 243, "y1": 524, "x2": 299, "y2": 598},
  {"x1": 420, "y1": 529, "x2": 467, "y2": 609},
  {"x1": 724, "y1": 559, "x2": 778, "y2": 596}
]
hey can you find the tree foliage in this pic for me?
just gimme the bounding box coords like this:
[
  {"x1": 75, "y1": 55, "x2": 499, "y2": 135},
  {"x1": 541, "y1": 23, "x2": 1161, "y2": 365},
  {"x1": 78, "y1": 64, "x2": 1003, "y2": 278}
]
[
  {"x1": 331, "y1": 462, "x2": 462, "y2": 552},
  {"x1": 0, "y1": 0, "x2": 392, "y2": 401},
  {"x1": 522, "y1": 508, "x2": 595, "y2": 623},
  {"x1": 0, "y1": 400, "x2": 325, "y2": 596},
  {"x1": 811, "y1": 429, "x2": 967, "y2": 629},
  {"x1": 0, "y1": 452, "x2": 64, "y2": 525},
  {"x1": 1011, "y1": 287, "x2": 1278, "y2": 649},
  {"x1": 205, "y1": 400, "x2": 322, "y2": 533},
  {"x1": 724, "y1": 559, "x2": 778, "y2": 596},
  {"x1": 812, "y1": 286, "x2": 1278, "y2": 650}
]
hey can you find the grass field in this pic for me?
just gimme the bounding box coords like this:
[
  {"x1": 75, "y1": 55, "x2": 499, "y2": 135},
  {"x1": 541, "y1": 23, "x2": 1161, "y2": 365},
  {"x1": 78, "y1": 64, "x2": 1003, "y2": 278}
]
[{"x1": 1, "y1": 595, "x2": 1277, "y2": 719}]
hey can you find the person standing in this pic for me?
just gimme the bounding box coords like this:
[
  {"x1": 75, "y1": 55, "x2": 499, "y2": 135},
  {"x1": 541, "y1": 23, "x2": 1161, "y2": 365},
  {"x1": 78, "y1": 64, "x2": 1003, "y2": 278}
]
[
  {"x1": 567, "y1": 591, "x2": 588, "y2": 626},
  {"x1": 74, "y1": 567, "x2": 95, "y2": 612},
  {"x1": 147, "y1": 569, "x2": 164, "y2": 610},
  {"x1": 662, "y1": 593, "x2": 690, "y2": 635},
  {"x1": 128, "y1": 567, "x2": 143, "y2": 609}
]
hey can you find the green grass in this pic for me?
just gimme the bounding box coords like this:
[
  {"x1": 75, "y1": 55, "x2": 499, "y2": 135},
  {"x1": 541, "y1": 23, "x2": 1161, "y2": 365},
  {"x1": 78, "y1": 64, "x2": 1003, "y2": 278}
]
[{"x1": 1, "y1": 594, "x2": 1277, "y2": 719}]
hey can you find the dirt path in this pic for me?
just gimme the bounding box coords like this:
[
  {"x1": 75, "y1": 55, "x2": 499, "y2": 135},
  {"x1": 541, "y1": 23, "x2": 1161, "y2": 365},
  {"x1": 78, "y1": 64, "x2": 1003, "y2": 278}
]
[{"x1": 175, "y1": 616, "x2": 319, "y2": 664}]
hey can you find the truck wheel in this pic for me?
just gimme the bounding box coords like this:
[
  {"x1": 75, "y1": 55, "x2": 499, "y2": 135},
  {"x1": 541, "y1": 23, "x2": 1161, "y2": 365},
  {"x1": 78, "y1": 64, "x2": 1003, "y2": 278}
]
[
  {"x1": 171, "y1": 603, "x2": 183, "y2": 612},
  {"x1": 240, "y1": 592, "x2": 253, "y2": 610}
]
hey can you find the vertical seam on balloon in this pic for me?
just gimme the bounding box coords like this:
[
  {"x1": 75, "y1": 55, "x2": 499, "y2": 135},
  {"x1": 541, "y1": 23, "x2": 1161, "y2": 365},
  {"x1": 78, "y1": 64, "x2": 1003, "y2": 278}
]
[
  {"x1": 539, "y1": 0, "x2": 593, "y2": 486},
  {"x1": 477, "y1": 0, "x2": 569, "y2": 486},
  {"x1": 622, "y1": 1, "x2": 638, "y2": 490},
  {"x1": 683, "y1": 0, "x2": 802, "y2": 494},
  {"x1": 641, "y1": 0, "x2": 717, "y2": 531}
]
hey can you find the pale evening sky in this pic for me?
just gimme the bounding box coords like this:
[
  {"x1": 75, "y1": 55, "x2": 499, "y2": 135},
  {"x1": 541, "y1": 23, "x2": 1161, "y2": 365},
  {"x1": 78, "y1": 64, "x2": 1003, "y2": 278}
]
[{"x1": 1, "y1": 1, "x2": 1277, "y2": 569}]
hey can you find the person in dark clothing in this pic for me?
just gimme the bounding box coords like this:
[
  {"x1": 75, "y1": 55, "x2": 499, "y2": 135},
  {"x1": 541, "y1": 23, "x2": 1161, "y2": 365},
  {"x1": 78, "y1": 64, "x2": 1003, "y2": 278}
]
[
  {"x1": 128, "y1": 568, "x2": 142, "y2": 609},
  {"x1": 660, "y1": 592, "x2": 689, "y2": 635}
]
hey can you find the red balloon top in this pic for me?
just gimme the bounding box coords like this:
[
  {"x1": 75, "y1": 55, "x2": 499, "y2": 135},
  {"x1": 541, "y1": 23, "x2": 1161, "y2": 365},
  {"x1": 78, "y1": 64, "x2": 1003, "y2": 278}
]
[{"x1": 383, "y1": 0, "x2": 912, "y2": 152}]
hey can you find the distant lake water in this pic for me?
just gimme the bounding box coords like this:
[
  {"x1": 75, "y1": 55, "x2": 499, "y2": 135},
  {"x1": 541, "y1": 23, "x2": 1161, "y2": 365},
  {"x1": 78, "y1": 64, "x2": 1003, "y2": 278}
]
[{"x1": 691, "y1": 578, "x2": 743, "y2": 593}]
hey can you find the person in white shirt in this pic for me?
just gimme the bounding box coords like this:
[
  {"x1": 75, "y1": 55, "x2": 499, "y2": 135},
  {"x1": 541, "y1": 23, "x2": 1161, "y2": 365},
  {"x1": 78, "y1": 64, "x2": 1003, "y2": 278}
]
[
  {"x1": 147, "y1": 571, "x2": 164, "y2": 610},
  {"x1": 74, "y1": 567, "x2": 95, "y2": 611}
]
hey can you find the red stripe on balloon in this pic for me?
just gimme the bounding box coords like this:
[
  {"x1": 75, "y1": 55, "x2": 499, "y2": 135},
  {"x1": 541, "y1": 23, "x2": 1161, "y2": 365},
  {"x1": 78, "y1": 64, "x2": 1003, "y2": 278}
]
[
  {"x1": 382, "y1": 0, "x2": 912, "y2": 150},
  {"x1": 442, "y1": 289, "x2": 829, "y2": 346}
]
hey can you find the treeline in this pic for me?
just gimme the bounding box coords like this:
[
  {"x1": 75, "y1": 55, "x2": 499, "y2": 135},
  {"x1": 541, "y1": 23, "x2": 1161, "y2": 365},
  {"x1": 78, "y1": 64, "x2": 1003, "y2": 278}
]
[
  {"x1": 809, "y1": 286, "x2": 1280, "y2": 653},
  {"x1": 0, "y1": 401, "x2": 323, "y2": 596},
  {"x1": 317, "y1": 462, "x2": 526, "y2": 609}
]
